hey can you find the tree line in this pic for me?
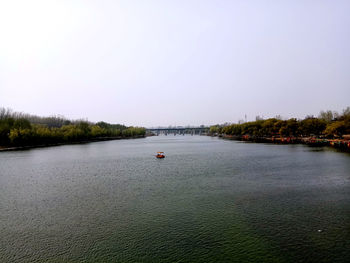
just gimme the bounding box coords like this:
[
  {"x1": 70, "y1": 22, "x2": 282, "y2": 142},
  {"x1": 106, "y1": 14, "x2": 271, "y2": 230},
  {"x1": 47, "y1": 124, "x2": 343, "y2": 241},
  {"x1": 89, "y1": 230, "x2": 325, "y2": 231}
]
[
  {"x1": 0, "y1": 108, "x2": 146, "y2": 147},
  {"x1": 209, "y1": 107, "x2": 350, "y2": 138}
]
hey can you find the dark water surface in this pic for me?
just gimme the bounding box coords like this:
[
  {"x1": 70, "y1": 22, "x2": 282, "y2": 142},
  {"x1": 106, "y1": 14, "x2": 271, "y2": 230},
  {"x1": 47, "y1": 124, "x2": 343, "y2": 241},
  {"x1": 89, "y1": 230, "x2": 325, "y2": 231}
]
[{"x1": 0, "y1": 136, "x2": 349, "y2": 262}]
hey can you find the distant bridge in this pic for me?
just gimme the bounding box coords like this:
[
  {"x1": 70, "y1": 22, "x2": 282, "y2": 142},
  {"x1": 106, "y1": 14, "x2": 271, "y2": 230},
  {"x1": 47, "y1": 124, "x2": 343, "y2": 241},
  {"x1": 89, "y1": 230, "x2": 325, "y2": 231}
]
[{"x1": 146, "y1": 127, "x2": 210, "y2": 135}]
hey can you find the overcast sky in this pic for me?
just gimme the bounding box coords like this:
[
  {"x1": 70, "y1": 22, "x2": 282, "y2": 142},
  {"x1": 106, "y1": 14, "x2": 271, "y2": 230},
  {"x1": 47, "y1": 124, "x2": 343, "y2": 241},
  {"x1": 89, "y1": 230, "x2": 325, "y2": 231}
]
[{"x1": 0, "y1": 0, "x2": 349, "y2": 127}]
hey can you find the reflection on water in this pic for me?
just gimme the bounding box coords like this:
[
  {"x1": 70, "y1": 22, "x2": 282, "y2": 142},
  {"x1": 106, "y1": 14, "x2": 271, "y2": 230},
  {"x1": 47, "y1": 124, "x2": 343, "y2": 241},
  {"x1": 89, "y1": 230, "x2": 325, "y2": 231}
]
[{"x1": 0, "y1": 136, "x2": 349, "y2": 262}]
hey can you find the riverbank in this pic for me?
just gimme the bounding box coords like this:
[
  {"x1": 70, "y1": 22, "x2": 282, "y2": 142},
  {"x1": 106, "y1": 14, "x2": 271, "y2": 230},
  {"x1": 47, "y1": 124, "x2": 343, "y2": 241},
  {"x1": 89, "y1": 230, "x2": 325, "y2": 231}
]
[
  {"x1": 214, "y1": 134, "x2": 350, "y2": 152},
  {"x1": 0, "y1": 135, "x2": 146, "y2": 152}
]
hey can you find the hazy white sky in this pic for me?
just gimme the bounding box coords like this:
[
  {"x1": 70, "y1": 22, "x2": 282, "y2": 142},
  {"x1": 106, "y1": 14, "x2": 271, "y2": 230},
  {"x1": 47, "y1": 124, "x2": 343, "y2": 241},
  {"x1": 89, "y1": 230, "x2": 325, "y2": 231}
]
[{"x1": 1, "y1": 0, "x2": 349, "y2": 127}]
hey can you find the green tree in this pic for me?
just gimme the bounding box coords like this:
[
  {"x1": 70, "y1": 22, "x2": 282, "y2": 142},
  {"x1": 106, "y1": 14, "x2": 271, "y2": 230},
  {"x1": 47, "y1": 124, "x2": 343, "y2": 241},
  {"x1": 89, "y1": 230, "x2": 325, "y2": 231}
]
[
  {"x1": 0, "y1": 118, "x2": 15, "y2": 145},
  {"x1": 279, "y1": 119, "x2": 299, "y2": 137},
  {"x1": 13, "y1": 118, "x2": 31, "y2": 129},
  {"x1": 300, "y1": 118, "x2": 326, "y2": 136}
]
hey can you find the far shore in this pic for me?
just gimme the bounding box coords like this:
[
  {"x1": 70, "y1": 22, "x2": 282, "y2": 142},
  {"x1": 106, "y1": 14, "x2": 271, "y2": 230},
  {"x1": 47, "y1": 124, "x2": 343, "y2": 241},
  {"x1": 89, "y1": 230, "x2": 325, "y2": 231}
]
[
  {"x1": 0, "y1": 135, "x2": 146, "y2": 152},
  {"x1": 212, "y1": 134, "x2": 350, "y2": 152}
]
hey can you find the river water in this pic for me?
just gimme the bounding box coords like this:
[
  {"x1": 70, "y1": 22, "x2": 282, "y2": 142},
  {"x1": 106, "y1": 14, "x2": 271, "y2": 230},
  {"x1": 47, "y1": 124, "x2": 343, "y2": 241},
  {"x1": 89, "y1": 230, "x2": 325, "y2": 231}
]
[{"x1": 0, "y1": 135, "x2": 349, "y2": 262}]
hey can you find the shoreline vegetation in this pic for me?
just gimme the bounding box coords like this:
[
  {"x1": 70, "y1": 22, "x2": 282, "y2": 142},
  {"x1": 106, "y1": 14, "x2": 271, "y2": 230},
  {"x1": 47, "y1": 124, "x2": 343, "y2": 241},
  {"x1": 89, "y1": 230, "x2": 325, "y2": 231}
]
[
  {"x1": 209, "y1": 107, "x2": 350, "y2": 152},
  {"x1": 0, "y1": 108, "x2": 146, "y2": 151}
]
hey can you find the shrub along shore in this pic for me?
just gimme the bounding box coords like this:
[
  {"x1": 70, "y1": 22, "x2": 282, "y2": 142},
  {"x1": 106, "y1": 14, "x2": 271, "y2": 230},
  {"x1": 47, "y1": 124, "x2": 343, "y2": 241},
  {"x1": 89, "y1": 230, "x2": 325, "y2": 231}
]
[
  {"x1": 0, "y1": 108, "x2": 146, "y2": 151},
  {"x1": 209, "y1": 107, "x2": 350, "y2": 151}
]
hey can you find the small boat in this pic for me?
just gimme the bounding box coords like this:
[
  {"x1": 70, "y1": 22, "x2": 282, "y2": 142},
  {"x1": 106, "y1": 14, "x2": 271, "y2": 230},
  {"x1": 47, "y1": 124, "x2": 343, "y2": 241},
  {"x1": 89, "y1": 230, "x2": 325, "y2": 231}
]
[{"x1": 156, "y1": 152, "x2": 165, "y2": 158}]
